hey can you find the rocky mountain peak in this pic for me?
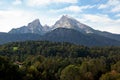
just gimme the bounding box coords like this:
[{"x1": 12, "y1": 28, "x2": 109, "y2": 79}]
[
  {"x1": 59, "y1": 15, "x2": 77, "y2": 23},
  {"x1": 53, "y1": 15, "x2": 77, "y2": 29},
  {"x1": 9, "y1": 15, "x2": 95, "y2": 34},
  {"x1": 9, "y1": 19, "x2": 44, "y2": 34},
  {"x1": 53, "y1": 15, "x2": 94, "y2": 33},
  {"x1": 31, "y1": 19, "x2": 40, "y2": 24},
  {"x1": 61, "y1": 15, "x2": 71, "y2": 19},
  {"x1": 28, "y1": 19, "x2": 42, "y2": 28}
]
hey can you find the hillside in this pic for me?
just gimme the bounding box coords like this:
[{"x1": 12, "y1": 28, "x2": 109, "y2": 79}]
[{"x1": 0, "y1": 41, "x2": 120, "y2": 80}]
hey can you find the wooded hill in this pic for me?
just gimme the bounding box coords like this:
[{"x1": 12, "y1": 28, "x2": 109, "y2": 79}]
[{"x1": 0, "y1": 41, "x2": 120, "y2": 80}]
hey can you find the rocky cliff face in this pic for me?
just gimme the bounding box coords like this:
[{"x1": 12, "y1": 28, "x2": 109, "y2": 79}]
[
  {"x1": 9, "y1": 19, "x2": 44, "y2": 35},
  {"x1": 52, "y1": 15, "x2": 94, "y2": 33}
]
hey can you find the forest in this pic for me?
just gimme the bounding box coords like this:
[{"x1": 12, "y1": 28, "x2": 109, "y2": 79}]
[{"x1": 0, "y1": 41, "x2": 120, "y2": 80}]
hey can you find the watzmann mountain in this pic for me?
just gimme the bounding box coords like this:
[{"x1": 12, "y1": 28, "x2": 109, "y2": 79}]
[
  {"x1": 0, "y1": 15, "x2": 120, "y2": 46},
  {"x1": 9, "y1": 15, "x2": 95, "y2": 34},
  {"x1": 52, "y1": 15, "x2": 94, "y2": 34},
  {"x1": 9, "y1": 19, "x2": 45, "y2": 35}
]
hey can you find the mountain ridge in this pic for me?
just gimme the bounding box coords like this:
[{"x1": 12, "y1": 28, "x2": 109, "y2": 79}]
[
  {"x1": 41, "y1": 28, "x2": 120, "y2": 46},
  {"x1": 9, "y1": 19, "x2": 44, "y2": 35},
  {"x1": 0, "y1": 15, "x2": 119, "y2": 46},
  {"x1": 52, "y1": 15, "x2": 94, "y2": 34}
]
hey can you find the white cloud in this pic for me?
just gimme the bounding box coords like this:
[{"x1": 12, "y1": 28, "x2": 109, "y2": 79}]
[
  {"x1": 98, "y1": 4, "x2": 107, "y2": 9},
  {"x1": 0, "y1": 9, "x2": 60, "y2": 32},
  {"x1": 0, "y1": 10, "x2": 39, "y2": 32},
  {"x1": 78, "y1": 14, "x2": 120, "y2": 33},
  {"x1": 98, "y1": 0, "x2": 120, "y2": 13},
  {"x1": 65, "y1": 5, "x2": 95, "y2": 12},
  {"x1": 115, "y1": 14, "x2": 120, "y2": 17},
  {"x1": 26, "y1": 0, "x2": 78, "y2": 6},
  {"x1": 54, "y1": 0, "x2": 78, "y2": 3},
  {"x1": 98, "y1": 0, "x2": 120, "y2": 9},
  {"x1": 50, "y1": 5, "x2": 95, "y2": 13},
  {"x1": 12, "y1": 0, "x2": 22, "y2": 5},
  {"x1": 82, "y1": 14, "x2": 111, "y2": 23},
  {"x1": 111, "y1": 5, "x2": 120, "y2": 13},
  {"x1": 65, "y1": 6, "x2": 82, "y2": 12}
]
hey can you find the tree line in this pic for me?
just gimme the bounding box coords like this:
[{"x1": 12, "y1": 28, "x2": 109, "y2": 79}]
[{"x1": 0, "y1": 41, "x2": 120, "y2": 80}]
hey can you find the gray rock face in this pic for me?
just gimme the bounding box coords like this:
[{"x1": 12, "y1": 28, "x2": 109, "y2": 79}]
[
  {"x1": 43, "y1": 25, "x2": 52, "y2": 32},
  {"x1": 52, "y1": 15, "x2": 94, "y2": 33},
  {"x1": 27, "y1": 19, "x2": 43, "y2": 34},
  {"x1": 9, "y1": 19, "x2": 44, "y2": 35}
]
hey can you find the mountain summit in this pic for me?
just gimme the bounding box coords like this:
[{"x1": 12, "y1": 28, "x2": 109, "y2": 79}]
[
  {"x1": 9, "y1": 15, "x2": 97, "y2": 34},
  {"x1": 27, "y1": 19, "x2": 44, "y2": 34},
  {"x1": 53, "y1": 15, "x2": 94, "y2": 33},
  {"x1": 9, "y1": 19, "x2": 44, "y2": 35},
  {"x1": 7, "y1": 15, "x2": 120, "y2": 45}
]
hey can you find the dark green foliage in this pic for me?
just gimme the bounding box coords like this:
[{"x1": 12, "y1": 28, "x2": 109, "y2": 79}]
[
  {"x1": 100, "y1": 71, "x2": 120, "y2": 80},
  {"x1": 60, "y1": 65, "x2": 81, "y2": 80},
  {"x1": 0, "y1": 56, "x2": 22, "y2": 80},
  {"x1": 0, "y1": 41, "x2": 120, "y2": 80}
]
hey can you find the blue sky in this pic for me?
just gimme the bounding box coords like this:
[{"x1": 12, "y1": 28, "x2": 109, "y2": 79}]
[{"x1": 0, "y1": 0, "x2": 120, "y2": 34}]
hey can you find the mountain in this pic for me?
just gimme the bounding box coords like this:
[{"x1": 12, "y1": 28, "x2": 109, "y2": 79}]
[
  {"x1": 52, "y1": 15, "x2": 94, "y2": 34},
  {"x1": 53, "y1": 15, "x2": 120, "y2": 41},
  {"x1": 94, "y1": 30, "x2": 120, "y2": 41},
  {"x1": 0, "y1": 15, "x2": 119, "y2": 46},
  {"x1": 1, "y1": 28, "x2": 120, "y2": 46},
  {"x1": 0, "y1": 32, "x2": 41, "y2": 44},
  {"x1": 43, "y1": 25, "x2": 52, "y2": 32},
  {"x1": 9, "y1": 19, "x2": 45, "y2": 35},
  {"x1": 41, "y1": 28, "x2": 120, "y2": 46}
]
